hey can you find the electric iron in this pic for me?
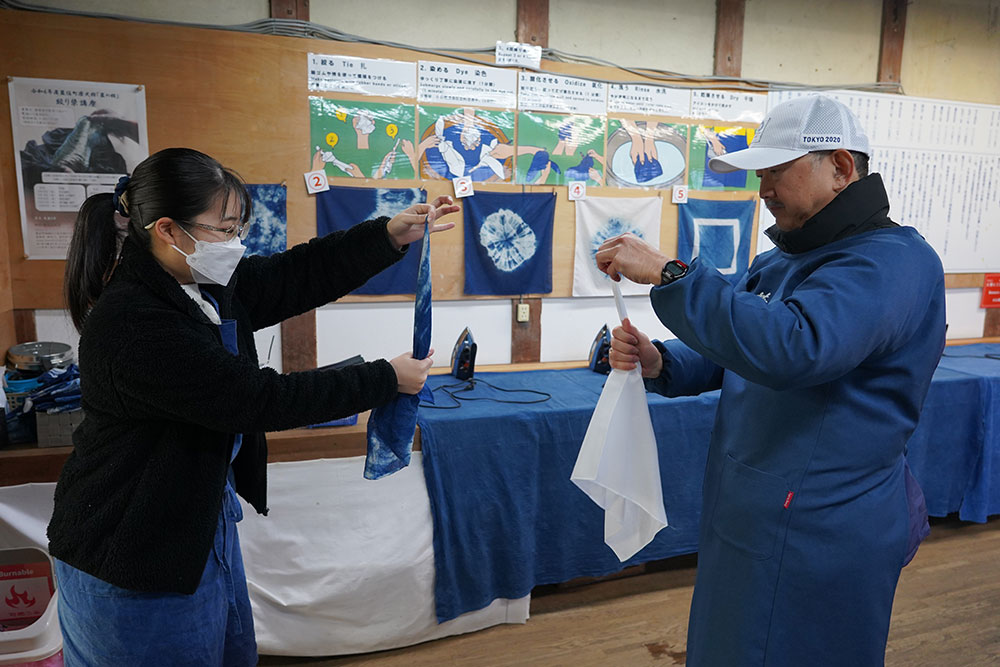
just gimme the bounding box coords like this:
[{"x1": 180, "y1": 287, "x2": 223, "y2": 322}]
[
  {"x1": 451, "y1": 327, "x2": 477, "y2": 381},
  {"x1": 588, "y1": 324, "x2": 612, "y2": 375}
]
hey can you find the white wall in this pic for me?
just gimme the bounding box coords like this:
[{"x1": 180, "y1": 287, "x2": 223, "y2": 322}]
[
  {"x1": 743, "y1": 0, "x2": 882, "y2": 85},
  {"x1": 548, "y1": 0, "x2": 716, "y2": 74},
  {"x1": 311, "y1": 0, "x2": 516, "y2": 48},
  {"x1": 26, "y1": 0, "x2": 270, "y2": 24},
  {"x1": 316, "y1": 300, "x2": 512, "y2": 368}
]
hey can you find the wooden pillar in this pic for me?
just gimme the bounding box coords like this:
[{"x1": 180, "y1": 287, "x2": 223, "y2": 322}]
[
  {"x1": 877, "y1": 0, "x2": 907, "y2": 84},
  {"x1": 985, "y1": 310, "x2": 1000, "y2": 338},
  {"x1": 516, "y1": 0, "x2": 549, "y2": 48},
  {"x1": 269, "y1": 0, "x2": 309, "y2": 21},
  {"x1": 713, "y1": 0, "x2": 745, "y2": 77},
  {"x1": 281, "y1": 311, "x2": 317, "y2": 373},
  {"x1": 13, "y1": 309, "x2": 36, "y2": 344},
  {"x1": 0, "y1": 138, "x2": 15, "y2": 359},
  {"x1": 511, "y1": 298, "x2": 542, "y2": 364},
  {"x1": 510, "y1": 0, "x2": 548, "y2": 364}
]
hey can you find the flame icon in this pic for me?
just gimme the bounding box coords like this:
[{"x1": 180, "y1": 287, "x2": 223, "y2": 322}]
[{"x1": 5, "y1": 585, "x2": 35, "y2": 608}]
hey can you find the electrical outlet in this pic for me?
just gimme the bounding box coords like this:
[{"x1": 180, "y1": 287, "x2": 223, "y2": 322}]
[{"x1": 516, "y1": 303, "x2": 530, "y2": 323}]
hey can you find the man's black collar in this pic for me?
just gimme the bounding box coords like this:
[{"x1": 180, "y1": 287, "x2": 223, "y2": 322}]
[{"x1": 764, "y1": 173, "x2": 898, "y2": 254}]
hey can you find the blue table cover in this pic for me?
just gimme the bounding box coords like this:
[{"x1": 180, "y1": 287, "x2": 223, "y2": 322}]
[{"x1": 418, "y1": 344, "x2": 1000, "y2": 622}]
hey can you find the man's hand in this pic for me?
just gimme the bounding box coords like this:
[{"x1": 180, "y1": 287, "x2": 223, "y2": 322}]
[
  {"x1": 610, "y1": 318, "x2": 663, "y2": 378},
  {"x1": 594, "y1": 233, "x2": 668, "y2": 285}
]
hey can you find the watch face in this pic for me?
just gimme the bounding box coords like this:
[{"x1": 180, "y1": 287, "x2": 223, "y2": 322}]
[{"x1": 665, "y1": 262, "x2": 686, "y2": 278}]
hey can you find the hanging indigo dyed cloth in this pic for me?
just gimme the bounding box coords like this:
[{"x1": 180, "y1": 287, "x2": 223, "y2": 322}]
[
  {"x1": 364, "y1": 223, "x2": 433, "y2": 479},
  {"x1": 676, "y1": 198, "x2": 755, "y2": 284},
  {"x1": 463, "y1": 190, "x2": 555, "y2": 295},
  {"x1": 244, "y1": 184, "x2": 287, "y2": 257},
  {"x1": 316, "y1": 186, "x2": 426, "y2": 295}
]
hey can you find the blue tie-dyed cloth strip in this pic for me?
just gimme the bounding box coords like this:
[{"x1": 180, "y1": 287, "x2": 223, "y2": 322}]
[{"x1": 365, "y1": 222, "x2": 433, "y2": 479}]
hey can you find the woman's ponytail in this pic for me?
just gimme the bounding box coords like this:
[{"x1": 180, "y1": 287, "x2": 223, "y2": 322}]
[{"x1": 64, "y1": 192, "x2": 122, "y2": 332}]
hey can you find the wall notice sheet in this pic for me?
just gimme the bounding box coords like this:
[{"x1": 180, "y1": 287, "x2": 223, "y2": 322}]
[
  {"x1": 769, "y1": 89, "x2": 1000, "y2": 272},
  {"x1": 9, "y1": 77, "x2": 149, "y2": 259}
]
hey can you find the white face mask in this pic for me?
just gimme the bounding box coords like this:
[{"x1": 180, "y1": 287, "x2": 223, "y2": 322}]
[{"x1": 172, "y1": 225, "x2": 246, "y2": 285}]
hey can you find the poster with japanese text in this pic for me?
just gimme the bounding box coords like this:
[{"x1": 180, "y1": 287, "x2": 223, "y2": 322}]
[
  {"x1": 416, "y1": 106, "x2": 515, "y2": 182},
  {"x1": 515, "y1": 112, "x2": 605, "y2": 186},
  {"x1": 309, "y1": 97, "x2": 416, "y2": 181},
  {"x1": 9, "y1": 77, "x2": 148, "y2": 259},
  {"x1": 606, "y1": 119, "x2": 688, "y2": 190},
  {"x1": 688, "y1": 126, "x2": 760, "y2": 191}
]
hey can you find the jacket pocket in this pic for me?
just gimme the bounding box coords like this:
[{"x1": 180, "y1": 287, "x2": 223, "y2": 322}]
[{"x1": 711, "y1": 454, "x2": 790, "y2": 560}]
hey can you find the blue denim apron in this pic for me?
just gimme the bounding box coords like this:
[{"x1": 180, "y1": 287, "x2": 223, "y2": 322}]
[{"x1": 56, "y1": 293, "x2": 256, "y2": 666}]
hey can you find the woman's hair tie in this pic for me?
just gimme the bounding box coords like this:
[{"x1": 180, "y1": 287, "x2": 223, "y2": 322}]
[{"x1": 114, "y1": 175, "x2": 131, "y2": 217}]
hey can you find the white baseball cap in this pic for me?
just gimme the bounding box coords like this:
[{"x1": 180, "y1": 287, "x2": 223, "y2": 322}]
[{"x1": 708, "y1": 94, "x2": 870, "y2": 173}]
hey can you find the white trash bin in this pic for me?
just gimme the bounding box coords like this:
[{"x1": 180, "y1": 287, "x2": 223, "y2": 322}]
[{"x1": 0, "y1": 548, "x2": 61, "y2": 666}]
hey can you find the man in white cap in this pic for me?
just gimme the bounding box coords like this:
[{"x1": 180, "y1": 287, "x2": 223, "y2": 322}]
[{"x1": 595, "y1": 94, "x2": 945, "y2": 665}]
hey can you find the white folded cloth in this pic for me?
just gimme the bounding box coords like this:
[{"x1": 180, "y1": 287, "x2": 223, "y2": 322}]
[{"x1": 571, "y1": 281, "x2": 668, "y2": 561}]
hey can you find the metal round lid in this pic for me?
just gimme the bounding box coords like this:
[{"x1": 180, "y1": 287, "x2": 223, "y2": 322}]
[{"x1": 6, "y1": 341, "x2": 75, "y2": 371}]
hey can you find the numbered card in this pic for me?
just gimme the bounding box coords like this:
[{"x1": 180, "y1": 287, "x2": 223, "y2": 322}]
[
  {"x1": 568, "y1": 181, "x2": 587, "y2": 201},
  {"x1": 672, "y1": 184, "x2": 689, "y2": 204},
  {"x1": 304, "y1": 170, "x2": 330, "y2": 194},
  {"x1": 453, "y1": 176, "x2": 474, "y2": 198}
]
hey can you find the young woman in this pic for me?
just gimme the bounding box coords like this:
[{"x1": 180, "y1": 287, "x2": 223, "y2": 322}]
[{"x1": 48, "y1": 147, "x2": 457, "y2": 665}]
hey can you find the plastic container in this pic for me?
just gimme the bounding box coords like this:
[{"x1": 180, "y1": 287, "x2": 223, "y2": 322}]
[
  {"x1": 3, "y1": 376, "x2": 42, "y2": 415},
  {"x1": 0, "y1": 548, "x2": 61, "y2": 666}
]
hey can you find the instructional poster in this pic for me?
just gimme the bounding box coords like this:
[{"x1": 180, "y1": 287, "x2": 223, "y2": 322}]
[
  {"x1": 606, "y1": 119, "x2": 688, "y2": 190},
  {"x1": 515, "y1": 112, "x2": 605, "y2": 186},
  {"x1": 769, "y1": 89, "x2": 1000, "y2": 272},
  {"x1": 9, "y1": 77, "x2": 148, "y2": 259},
  {"x1": 309, "y1": 97, "x2": 416, "y2": 181},
  {"x1": 416, "y1": 106, "x2": 515, "y2": 182},
  {"x1": 688, "y1": 126, "x2": 761, "y2": 191}
]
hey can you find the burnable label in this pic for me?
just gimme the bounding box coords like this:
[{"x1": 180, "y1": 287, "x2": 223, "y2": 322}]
[{"x1": 0, "y1": 562, "x2": 54, "y2": 627}]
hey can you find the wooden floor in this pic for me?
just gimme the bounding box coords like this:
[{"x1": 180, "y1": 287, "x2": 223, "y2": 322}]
[{"x1": 259, "y1": 516, "x2": 1000, "y2": 666}]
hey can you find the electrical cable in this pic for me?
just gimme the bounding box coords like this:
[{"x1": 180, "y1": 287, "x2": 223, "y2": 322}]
[
  {"x1": 420, "y1": 377, "x2": 551, "y2": 410},
  {"x1": 0, "y1": 0, "x2": 904, "y2": 95}
]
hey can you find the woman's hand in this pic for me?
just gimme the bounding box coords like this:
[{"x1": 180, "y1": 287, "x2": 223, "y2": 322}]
[
  {"x1": 389, "y1": 350, "x2": 435, "y2": 395},
  {"x1": 386, "y1": 195, "x2": 459, "y2": 249},
  {"x1": 610, "y1": 319, "x2": 663, "y2": 378}
]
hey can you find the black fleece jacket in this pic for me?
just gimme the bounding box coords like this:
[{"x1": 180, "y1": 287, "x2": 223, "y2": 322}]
[{"x1": 48, "y1": 218, "x2": 403, "y2": 594}]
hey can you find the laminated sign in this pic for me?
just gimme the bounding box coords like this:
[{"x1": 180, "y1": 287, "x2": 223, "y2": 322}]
[{"x1": 571, "y1": 282, "x2": 668, "y2": 560}]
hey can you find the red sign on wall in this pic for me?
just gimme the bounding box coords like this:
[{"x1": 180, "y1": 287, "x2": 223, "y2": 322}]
[{"x1": 982, "y1": 274, "x2": 1000, "y2": 309}]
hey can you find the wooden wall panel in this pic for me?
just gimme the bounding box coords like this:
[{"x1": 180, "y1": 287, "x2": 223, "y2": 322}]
[
  {"x1": 0, "y1": 9, "x2": 765, "y2": 313},
  {"x1": 0, "y1": 8, "x2": 986, "y2": 330}
]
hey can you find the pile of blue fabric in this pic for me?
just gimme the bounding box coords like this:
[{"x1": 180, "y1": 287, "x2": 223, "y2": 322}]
[
  {"x1": 24, "y1": 364, "x2": 81, "y2": 414},
  {"x1": 3, "y1": 364, "x2": 81, "y2": 446}
]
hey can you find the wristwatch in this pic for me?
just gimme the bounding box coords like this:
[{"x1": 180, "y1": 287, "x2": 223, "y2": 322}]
[{"x1": 660, "y1": 259, "x2": 689, "y2": 286}]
